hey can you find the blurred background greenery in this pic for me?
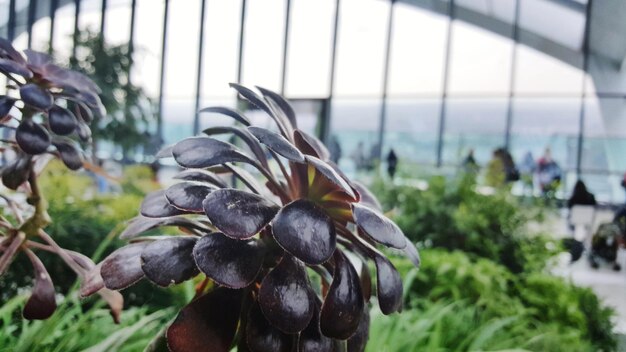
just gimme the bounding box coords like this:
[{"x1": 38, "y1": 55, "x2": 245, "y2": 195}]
[{"x1": 0, "y1": 162, "x2": 619, "y2": 351}]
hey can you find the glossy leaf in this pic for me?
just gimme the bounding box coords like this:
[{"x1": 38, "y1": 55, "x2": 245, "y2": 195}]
[
  {"x1": 294, "y1": 129, "x2": 330, "y2": 161},
  {"x1": 404, "y1": 238, "x2": 421, "y2": 268},
  {"x1": 374, "y1": 255, "x2": 403, "y2": 314},
  {"x1": 165, "y1": 182, "x2": 213, "y2": 212},
  {"x1": 320, "y1": 250, "x2": 364, "y2": 340},
  {"x1": 173, "y1": 137, "x2": 252, "y2": 168},
  {"x1": 203, "y1": 126, "x2": 268, "y2": 168},
  {"x1": 306, "y1": 156, "x2": 356, "y2": 200},
  {"x1": 19, "y1": 83, "x2": 53, "y2": 110},
  {"x1": 23, "y1": 251, "x2": 56, "y2": 320},
  {"x1": 192, "y1": 232, "x2": 264, "y2": 289},
  {"x1": 80, "y1": 263, "x2": 105, "y2": 297},
  {"x1": 173, "y1": 170, "x2": 228, "y2": 188},
  {"x1": 0, "y1": 96, "x2": 15, "y2": 118},
  {"x1": 100, "y1": 242, "x2": 149, "y2": 290},
  {"x1": 360, "y1": 261, "x2": 372, "y2": 302},
  {"x1": 120, "y1": 216, "x2": 207, "y2": 240},
  {"x1": 0, "y1": 38, "x2": 26, "y2": 63},
  {"x1": 246, "y1": 301, "x2": 293, "y2": 352},
  {"x1": 16, "y1": 119, "x2": 51, "y2": 155},
  {"x1": 256, "y1": 86, "x2": 297, "y2": 128},
  {"x1": 48, "y1": 105, "x2": 77, "y2": 135},
  {"x1": 155, "y1": 144, "x2": 173, "y2": 158},
  {"x1": 167, "y1": 288, "x2": 243, "y2": 352},
  {"x1": 353, "y1": 181, "x2": 382, "y2": 212},
  {"x1": 0, "y1": 58, "x2": 32, "y2": 78},
  {"x1": 351, "y1": 203, "x2": 407, "y2": 250},
  {"x1": 299, "y1": 298, "x2": 336, "y2": 352},
  {"x1": 141, "y1": 237, "x2": 199, "y2": 287},
  {"x1": 140, "y1": 190, "x2": 186, "y2": 218},
  {"x1": 76, "y1": 120, "x2": 91, "y2": 141},
  {"x1": 258, "y1": 255, "x2": 315, "y2": 333},
  {"x1": 2, "y1": 154, "x2": 31, "y2": 190},
  {"x1": 272, "y1": 199, "x2": 336, "y2": 265},
  {"x1": 248, "y1": 126, "x2": 305, "y2": 162},
  {"x1": 202, "y1": 189, "x2": 279, "y2": 239},
  {"x1": 53, "y1": 140, "x2": 83, "y2": 170},
  {"x1": 229, "y1": 83, "x2": 274, "y2": 118},
  {"x1": 199, "y1": 106, "x2": 250, "y2": 126},
  {"x1": 347, "y1": 307, "x2": 370, "y2": 352}
]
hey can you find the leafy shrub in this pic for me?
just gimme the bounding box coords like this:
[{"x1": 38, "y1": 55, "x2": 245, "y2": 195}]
[
  {"x1": 393, "y1": 250, "x2": 617, "y2": 351},
  {"x1": 0, "y1": 293, "x2": 173, "y2": 352},
  {"x1": 367, "y1": 300, "x2": 594, "y2": 352},
  {"x1": 373, "y1": 174, "x2": 556, "y2": 273}
]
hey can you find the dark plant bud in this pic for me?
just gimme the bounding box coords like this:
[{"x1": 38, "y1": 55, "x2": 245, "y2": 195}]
[{"x1": 20, "y1": 83, "x2": 53, "y2": 110}]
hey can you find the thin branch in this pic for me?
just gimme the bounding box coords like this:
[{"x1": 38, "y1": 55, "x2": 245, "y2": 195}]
[
  {"x1": 0, "y1": 232, "x2": 25, "y2": 276},
  {"x1": 38, "y1": 229, "x2": 86, "y2": 277}
]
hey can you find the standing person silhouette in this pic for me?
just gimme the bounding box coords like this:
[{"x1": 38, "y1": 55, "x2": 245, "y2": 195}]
[{"x1": 386, "y1": 149, "x2": 398, "y2": 179}]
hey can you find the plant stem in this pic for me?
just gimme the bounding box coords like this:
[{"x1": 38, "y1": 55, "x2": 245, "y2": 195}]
[{"x1": 0, "y1": 231, "x2": 24, "y2": 276}]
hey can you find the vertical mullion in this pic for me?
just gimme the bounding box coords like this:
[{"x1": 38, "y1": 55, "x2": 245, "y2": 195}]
[
  {"x1": 127, "y1": 0, "x2": 137, "y2": 81},
  {"x1": 27, "y1": 0, "x2": 37, "y2": 48},
  {"x1": 100, "y1": 0, "x2": 108, "y2": 43},
  {"x1": 236, "y1": 0, "x2": 247, "y2": 84},
  {"x1": 157, "y1": 0, "x2": 171, "y2": 144},
  {"x1": 376, "y1": 0, "x2": 395, "y2": 162},
  {"x1": 436, "y1": 0, "x2": 454, "y2": 167},
  {"x1": 280, "y1": 0, "x2": 292, "y2": 95},
  {"x1": 49, "y1": 0, "x2": 59, "y2": 54},
  {"x1": 72, "y1": 0, "x2": 81, "y2": 60},
  {"x1": 322, "y1": 0, "x2": 341, "y2": 143},
  {"x1": 576, "y1": 0, "x2": 593, "y2": 177},
  {"x1": 504, "y1": 0, "x2": 520, "y2": 150},
  {"x1": 193, "y1": 0, "x2": 208, "y2": 135},
  {"x1": 8, "y1": 0, "x2": 16, "y2": 42}
]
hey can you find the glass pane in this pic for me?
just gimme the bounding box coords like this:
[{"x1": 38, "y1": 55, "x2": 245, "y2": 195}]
[
  {"x1": 104, "y1": 0, "x2": 131, "y2": 45},
  {"x1": 514, "y1": 45, "x2": 584, "y2": 95},
  {"x1": 30, "y1": 3, "x2": 51, "y2": 52},
  {"x1": 509, "y1": 98, "x2": 581, "y2": 172},
  {"x1": 448, "y1": 21, "x2": 513, "y2": 96},
  {"x1": 162, "y1": 98, "x2": 194, "y2": 146},
  {"x1": 161, "y1": 0, "x2": 203, "y2": 144},
  {"x1": 52, "y1": 2, "x2": 76, "y2": 58},
  {"x1": 132, "y1": 0, "x2": 165, "y2": 98},
  {"x1": 78, "y1": 0, "x2": 103, "y2": 33},
  {"x1": 285, "y1": 0, "x2": 334, "y2": 98},
  {"x1": 200, "y1": 0, "x2": 242, "y2": 98},
  {"x1": 582, "y1": 97, "x2": 626, "y2": 173},
  {"x1": 334, "y1": 0, "x2": 390, "y2": 97},
  {"x1": 12, "y1": 0, "x2": 30, "y2": 49},
  {"x1": 241, "y1": 0, "x2": 286, "y2": 91},
  {"x1": 383, "y1": 98, "x2": 440, "y2": 166},
  {"x1": 519, "y1": 0, "x2": 586, "y2": 51},
  {"x1": 442, "y1": 98, "x2": 507, "y2": 166},
  {"x1": 330, "y1": 98, "x2": 381, "y2": 176},
  {"x1": 387, "y1": 3, "x2": 447, "y2": 96}
]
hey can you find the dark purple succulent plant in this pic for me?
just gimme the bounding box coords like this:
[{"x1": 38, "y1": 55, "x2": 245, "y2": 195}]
[
  {"x1": 86, "y1": 84, "x2": 420, "y2": 351},
  {"x1": 0, "y1": 38, "x2": 122, "y2": 321}
]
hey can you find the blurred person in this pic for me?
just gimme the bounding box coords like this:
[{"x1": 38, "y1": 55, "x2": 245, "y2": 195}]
[
  {"x1": 461, "y1": 148, "x2": 479, "y2": 174},
  {"x1": 485, "y1": 148, "x2": 506, "y2": 187},
  {"x1": 485, "y1": 148, "x2": 518, "y2": 187},
  {"x1": 567, "y1": 180, "x2": 597, "y2": 209},
  {"x1": 351, "y1": 141, "x2": 366, "y2": 171},
  {"x1": 519, "y1": 151, "x2": 535, "y2": 194},
  {"x1": 536, "y1": 147, "x2": 561, "y2": 196},
  {"x1": 328, "y1": 135, "x2": 342, "y2": 164},
  {"x1": 386, "y1": 148, "x2": 398, "y2": 179}
]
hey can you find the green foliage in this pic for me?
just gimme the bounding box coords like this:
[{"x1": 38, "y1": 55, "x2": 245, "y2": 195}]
[
  {"x1": 0, "y1": 294, "x2": 173, "y2": 352},
  {"x1": 390, "y1": 250, "x2": 617, "y2": 351},
  {"x1": 0, "y1": 161, "x2": 184, "y2": 309},
  {"x1": 367, "y1": 300, "x2": 594, "y2": 352},
  {"x1": 69, "y1": 30, "x2": 156, "y2": 158},
  {"x1": 372, "y1": 174, "x2": 555, "y2": 273}
]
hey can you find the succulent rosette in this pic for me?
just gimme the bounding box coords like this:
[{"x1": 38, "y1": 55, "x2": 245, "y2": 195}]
[
  {"x1": 0, "y1": 39, "x2": 119, "y2": 322},
  {"x1": 86, "y1": 84, "x2": 420, "y2": 351}
]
